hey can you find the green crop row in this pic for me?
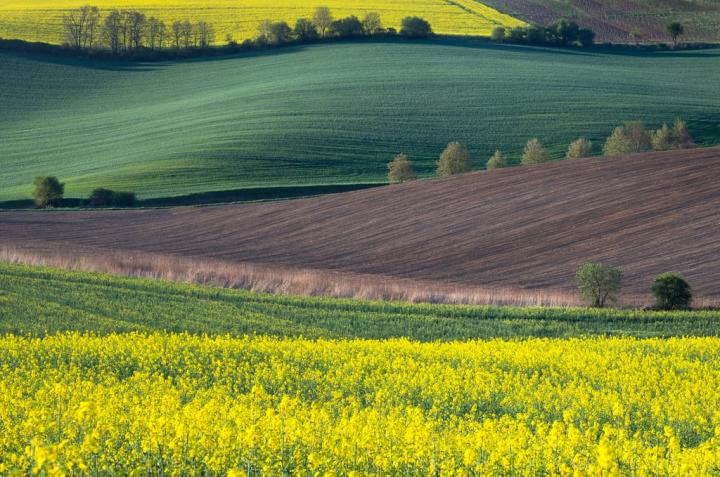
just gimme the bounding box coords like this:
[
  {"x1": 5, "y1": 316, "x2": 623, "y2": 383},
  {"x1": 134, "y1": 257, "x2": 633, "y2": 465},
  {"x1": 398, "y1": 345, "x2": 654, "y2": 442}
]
[{"x1": 2, "y1": 262, "x2": 720, "y2": 339}]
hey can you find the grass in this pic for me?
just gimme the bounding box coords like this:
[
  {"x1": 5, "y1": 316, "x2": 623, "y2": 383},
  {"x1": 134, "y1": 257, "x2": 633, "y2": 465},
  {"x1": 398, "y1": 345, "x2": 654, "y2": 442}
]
[
  {"x1": 0, "y1": 0, "x2": 525, "y2": 45},
  {"x1": 2, "y1": 262, "x2": 720, "y2": 340},
  {"x1": 2, "y1": 40, "x2": 720, "y2": 200}
]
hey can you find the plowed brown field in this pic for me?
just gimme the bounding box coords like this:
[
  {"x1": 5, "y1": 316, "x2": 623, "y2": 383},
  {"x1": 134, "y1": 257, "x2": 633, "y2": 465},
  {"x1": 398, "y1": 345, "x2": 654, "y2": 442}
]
[{"x1": 2, "y1": 147, "x2": 719, "y2": 302}]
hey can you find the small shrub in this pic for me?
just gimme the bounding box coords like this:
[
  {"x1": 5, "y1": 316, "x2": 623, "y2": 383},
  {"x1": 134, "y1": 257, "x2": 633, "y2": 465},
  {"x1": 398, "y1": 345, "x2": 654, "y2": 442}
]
[
  {"x1": 651, "y1": 273, "x2": 692, "y2": 310},
  {"x1": 400, "y1": 17, "x2": 432, "y2": 38},
  {"x1": 521, "y1": 138, "x2": 549, "y2": 165},
  {"x1": 486, "y1": 150, "x2": 506, "y2": 170},
  {"x1": 32, "y1": 176, "x2": 65, "y2": 208},
  {"x1": 565, "y1": 138, "x2": 593, "y2": 160},
  {"x1": 491, "y1": 27, "x2": 506, "y2": 42},
  {"x1": 437, "y1": 142, "x2": 472, "y2": 176},
  {"x1": 387, "y1": 154, "x2": 417, "y2": 183},
  {"x1": 88, "y1": 188, "x2": 136, "y2": 207},
  {"x1": 576, "y1": 262, "x2": 623, "y2": 308}
]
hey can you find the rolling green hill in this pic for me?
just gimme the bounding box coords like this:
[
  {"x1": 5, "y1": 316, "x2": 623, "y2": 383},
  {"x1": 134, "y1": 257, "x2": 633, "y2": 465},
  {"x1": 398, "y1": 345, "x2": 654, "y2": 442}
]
[
  {"x1": 2, "y1": 262, "x2": 720, "y2": 339},
  {"x1": 2, "y1": 39, "x2": 720, "y2": 201}
]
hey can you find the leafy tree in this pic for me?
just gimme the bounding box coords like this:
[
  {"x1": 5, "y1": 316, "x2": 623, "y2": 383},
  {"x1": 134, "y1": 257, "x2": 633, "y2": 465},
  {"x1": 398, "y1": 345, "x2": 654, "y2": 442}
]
[
  {"x1": 387, "y1": 154, "x2": 417, "y2": 183},
  {"x1": 491, "y1": 27, "x2": 506, "y2": 42},
  {"x1": 437, "y1": 142, "x2": 472, "y2": 176},
  {"x1": 313, "y1": 7, "x2": 334, "y2": 37},
  {"x1": 32, "y1": 176, "x2": 65, "y2": 208},
  {"x1": 650, "y1": 123, "x2": 673, "y2": 151},
  {"x1": 486, "y1": 150, "x2": 507, "y2": 170},
  {"x1": 526, "y1": 25, "x2": 547, "y2": 44},
  {"x1": 330, "y1": 16, "x2": 363, "y2": 37},
  {"x1": 294, "y1": 19, "x2": 319, "y2": 42},
  {"x1": 623, "y1": 121, "x2": 650, "y2": 152},
  {"x1": 509, "y1": 27, "x2": 526, "y2": 42},
  {"x1": 578, "y1": 28, "x2": 595, "y2": 47},
  {"x1": 672, "y1": 118, "x2": 696, "y2": 149},
  {"x1": 521, "y1": 138, "x2": 549, "y2": 165},
  {"x1": 667, "y1": 21, "x2": 684, "y2": 46},
  {"x1": 550, "y1": 19, "x2": 579, "y2": 46},
  {"x1": 565, "y1": 138, "x2": 593, "y2": 159},
  {"x1": 603, "y1": 126, "x2": 634, "y2": 156},
  {"x1": 400, "y1": 17, "x2": 433, "y2": 38},
  {"x1": 258, "y1": 20, "x2": 292, "y2": 45},
  {"x1": 576, "y1": 262, "x2": 623, "y2": 308},
  {"x1": 362, "y1": 12, "x2": 383, "y2": 35},
  {"x1": 651, "y1": 273, "x2": 692, "y2": 310}
]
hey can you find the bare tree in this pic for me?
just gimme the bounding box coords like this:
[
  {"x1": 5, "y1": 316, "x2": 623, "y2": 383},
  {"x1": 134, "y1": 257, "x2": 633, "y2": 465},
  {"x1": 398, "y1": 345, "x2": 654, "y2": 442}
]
[
  {"x1": 103, "y1": 10, "x2": 123, "y2": 54},
  {"x1": 63, "y1": 5, "x2": 100, "y2": 49},
  {"x1": 172, "y1": 21, "x2": 183, "y2": 49},
  {"x1": 181, "y1": 21, "x2": 194, "y2": 48},
  {"x1": 313, "y1": 7, "x2": 333, "y2": 37},
  {"x1": 147, "y1": 17, "x2": 165, "y2": 50},
  {"x1": 196, "y1": 21, "x2": 215, "y2": 48},
  {"x1": 127, "y1": 11, "x2": 147, "y2": 50},
  {"x1": 362, "y1": 12, "x2": 383, "y2": 35}
]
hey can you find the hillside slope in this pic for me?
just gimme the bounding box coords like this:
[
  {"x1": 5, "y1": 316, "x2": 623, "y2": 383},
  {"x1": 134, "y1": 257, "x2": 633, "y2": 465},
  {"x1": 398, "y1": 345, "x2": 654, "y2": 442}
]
[
  {"x1": 2, "y1": 41, "x2": 720, "y2": 201},
  {"x1": 2, "y1": 147, "x2": 719, "y2": 300},
  {"x1": 483, "y1": 0, "x2": 720, "y2": 42}
]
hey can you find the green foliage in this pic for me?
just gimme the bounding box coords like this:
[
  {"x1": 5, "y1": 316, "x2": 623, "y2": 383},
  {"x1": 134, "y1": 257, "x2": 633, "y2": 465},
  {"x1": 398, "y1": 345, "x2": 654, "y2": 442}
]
[
  {"x1": 521, "y1": 138, "x2": 549, "y2": 165},
  {"x1": 651, "y1": 123, "x2": 673, "y2": 151},
  {"x1": 667, "y1": 22, "x2": 684, "y2": 44},
  {"x1": 258, "y1": 20, "x2": 292, "y2": 45},
  {"x1": 330, "y1": 16, "x2": 363, "y2": 37},
  {"x1": 565, "y1": 138, "x2": 593, "y2": 160},
  {"x1": 652, "y1": 273, "x2": 692, "y2": 310},
  {"x1": 2, "y1": 262, "x2": 719, "y2": 340},
  {"x1": 437, "y1": 141, "x2": 472, "y2": 176},
  {"x1": 2, "y1": 43, "x2": 719, "y2": 201},
  {"x1": 577, "y1": 28, "x2": 595, "y2": 47},
  {"x1": 32, "y1": 176, "x2": 64, "y2": 208},
  {"x1": 387, "y1": 153, "x2": 417, "y2": 183},
  {"x1": 294, "y1": 18, "x2": 319, "y2": 41},
  {"x1": 576, "y1": 262, "x2": 624, "y2": 308},
  {"x1": 603, "y1": 121, "x2": 651, "y2": 156},
  {"x1": 491, "y1": 26, "x2": 505, "y2": 41},
  {"x1": 673, "y1": 118, "x2": 696, "y2": 149},
  {"x1": 486, "y1": 150, "x2": 506, "y2": 170},
  {"x1": 400, "y1": 16, "x2": 432, "y2": 37},
  {"x1": 87, "y1": 188, "x2": 136, "y2": 207}
]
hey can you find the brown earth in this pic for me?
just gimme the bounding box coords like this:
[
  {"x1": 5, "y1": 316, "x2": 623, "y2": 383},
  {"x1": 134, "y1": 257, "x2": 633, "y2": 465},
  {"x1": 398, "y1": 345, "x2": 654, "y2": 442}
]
[{"x1": 2, "y1": 147, "x2": 720, "y2": 304}]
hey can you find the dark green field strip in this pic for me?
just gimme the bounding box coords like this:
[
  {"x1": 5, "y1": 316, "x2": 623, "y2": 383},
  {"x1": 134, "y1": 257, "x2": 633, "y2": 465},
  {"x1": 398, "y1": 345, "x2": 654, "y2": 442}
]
[
  {"x1": 2, "y1": 40, "x2": 720, "y2": 200},
  {"x1": 0, "y1": 183, "x2": 382, "y2": 209},
  {"x1": 2, "y1": 262, "x2": 720, "y2": 340}
]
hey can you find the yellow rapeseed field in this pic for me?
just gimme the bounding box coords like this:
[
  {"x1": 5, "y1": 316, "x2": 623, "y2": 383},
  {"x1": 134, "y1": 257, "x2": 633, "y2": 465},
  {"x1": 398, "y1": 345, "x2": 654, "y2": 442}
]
[
  {"x1": 1, "y1": 333, "x2": 719, "y2": 475},
  {"x1": 0, "y1": 0, "x2": 525, "y2": 44}
]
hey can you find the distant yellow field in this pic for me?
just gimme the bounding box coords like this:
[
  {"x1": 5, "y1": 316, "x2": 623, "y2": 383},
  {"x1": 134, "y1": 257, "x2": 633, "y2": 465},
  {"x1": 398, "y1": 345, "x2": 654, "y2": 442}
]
[{"x1": 0, "y1": 0, "x2": 526, "y2": 45}]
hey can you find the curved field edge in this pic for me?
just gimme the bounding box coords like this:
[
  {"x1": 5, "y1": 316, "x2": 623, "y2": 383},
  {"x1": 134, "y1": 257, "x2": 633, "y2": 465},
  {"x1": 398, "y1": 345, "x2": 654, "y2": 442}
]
[
  {"x1": 2, "y1": 262, "x2": 720, "y2": 339},
  {"x1": 0, "y1": 0, "x2": 526, "y2": 45},
  {"x1": 2, "y1": 40, "x2": 720, "y2": 201}
]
